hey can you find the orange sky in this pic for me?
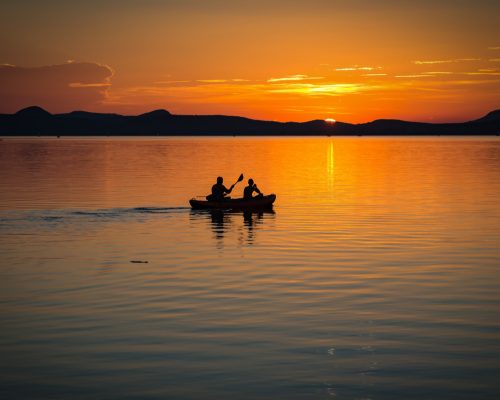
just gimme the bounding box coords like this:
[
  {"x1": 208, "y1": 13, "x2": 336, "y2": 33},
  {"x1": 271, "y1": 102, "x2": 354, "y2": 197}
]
[{"x1": 1, "y1": 1, "x2": 499, "y2": 122}]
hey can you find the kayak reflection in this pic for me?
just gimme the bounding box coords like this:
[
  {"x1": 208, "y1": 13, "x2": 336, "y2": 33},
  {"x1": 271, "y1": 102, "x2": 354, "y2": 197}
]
[{"x1": 190, "y1": 209, "x2": 275, "y2": 245}]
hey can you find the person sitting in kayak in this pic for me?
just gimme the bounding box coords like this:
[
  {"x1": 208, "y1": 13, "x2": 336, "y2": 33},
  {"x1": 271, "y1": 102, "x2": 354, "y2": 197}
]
[
  {"x1": 243, "y1": 178, "x2": 263, "y2": 199},
  {"x1": 207, "y1": 176, "x2": 234, "y2": 201}
]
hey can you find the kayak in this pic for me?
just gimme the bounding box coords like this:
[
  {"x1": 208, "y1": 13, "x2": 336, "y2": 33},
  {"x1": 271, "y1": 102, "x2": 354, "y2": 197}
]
[{"x1": 189, "y1": 194, "x2": 276, "y2": 210}]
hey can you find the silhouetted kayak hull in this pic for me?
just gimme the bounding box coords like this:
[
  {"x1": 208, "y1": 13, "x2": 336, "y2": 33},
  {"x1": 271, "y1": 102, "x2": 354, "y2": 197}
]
[{"x1": 190, "y1": 194, "x2": 276, "y2": 210}]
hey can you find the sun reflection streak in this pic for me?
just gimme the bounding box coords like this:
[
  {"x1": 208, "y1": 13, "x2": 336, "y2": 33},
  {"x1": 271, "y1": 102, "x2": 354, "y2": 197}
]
[{"x1": 327, "y1": 141, "x2": 335, "y2": 194}]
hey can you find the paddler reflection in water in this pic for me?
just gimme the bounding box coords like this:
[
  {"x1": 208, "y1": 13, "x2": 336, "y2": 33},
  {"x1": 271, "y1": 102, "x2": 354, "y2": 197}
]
[
  {"x1": 206, "y1": 176, "x2": 234, "y2": 201},
  {"x1": 243, "y1": 178, "x2": 263, "y2": 199}
]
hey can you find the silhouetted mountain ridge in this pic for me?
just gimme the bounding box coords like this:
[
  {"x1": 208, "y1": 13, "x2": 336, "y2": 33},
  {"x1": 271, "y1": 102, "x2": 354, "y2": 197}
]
[
  {"x1": 16, "y1": 106, "x2": 52, "y2": 117},
  {"x1": 1, "y1": 107, "x2": 499, "y2": 136}
]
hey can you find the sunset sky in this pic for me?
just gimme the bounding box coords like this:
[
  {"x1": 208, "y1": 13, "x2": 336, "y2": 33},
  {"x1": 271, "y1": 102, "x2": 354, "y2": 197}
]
[{"x1": 1, "y1": 0, "x2": 499, "y2": 122}]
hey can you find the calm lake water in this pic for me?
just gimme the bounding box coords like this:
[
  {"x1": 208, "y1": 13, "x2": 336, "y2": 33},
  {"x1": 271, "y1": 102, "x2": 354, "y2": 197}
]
[{"x1": 1, "y1": 136, "x2": 500, "y2": 400}]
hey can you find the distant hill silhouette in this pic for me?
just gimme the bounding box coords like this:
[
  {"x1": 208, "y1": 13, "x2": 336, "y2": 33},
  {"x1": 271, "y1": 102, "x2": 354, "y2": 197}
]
[
  {"x1": 474, "y1": 110, "x2": 500, "y2": 122},
  {"x1": 15, "y1": 106, "x2": 52, "y2": 117},
  {"x1": 1, "y1": 106, "x2": 499, "y2": 136}
]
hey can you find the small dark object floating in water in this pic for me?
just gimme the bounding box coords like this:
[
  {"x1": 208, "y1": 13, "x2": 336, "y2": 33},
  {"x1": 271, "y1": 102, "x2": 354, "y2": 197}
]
[
  {"x1": 189, "y1": 194, "x2": 276, "y2": 210},
  {"x1": 130, "y1": 260, "x2": 148, "y2": 263}
]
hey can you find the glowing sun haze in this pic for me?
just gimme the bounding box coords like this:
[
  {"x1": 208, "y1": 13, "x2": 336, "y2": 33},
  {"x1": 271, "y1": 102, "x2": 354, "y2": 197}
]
[{"x1": 1, "y1": 0, "x2": 499, "y2": 123}]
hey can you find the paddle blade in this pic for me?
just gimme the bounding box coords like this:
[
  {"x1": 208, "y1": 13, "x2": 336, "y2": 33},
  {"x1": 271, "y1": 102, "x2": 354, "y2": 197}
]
[{"x1": 237, "y1": 173, "x2": 244, "y2": 182}]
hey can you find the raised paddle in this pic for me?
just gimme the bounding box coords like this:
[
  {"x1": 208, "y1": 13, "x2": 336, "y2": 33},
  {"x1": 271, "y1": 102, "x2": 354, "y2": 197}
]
[{"x1": 231, "y1": 173, "x2": 244, "y2": 188}]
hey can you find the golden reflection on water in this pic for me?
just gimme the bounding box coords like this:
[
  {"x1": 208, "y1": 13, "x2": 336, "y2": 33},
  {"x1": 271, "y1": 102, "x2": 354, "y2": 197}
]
[
  {"x1": 1, "y1": 137, "x2": 500, "y2": 399},
  {"x1": 327, "y1": 140, "x2": 335, "y2": 193},
  {"x1": 1, "y1": 137, "x2": 499, "y2": 212}
]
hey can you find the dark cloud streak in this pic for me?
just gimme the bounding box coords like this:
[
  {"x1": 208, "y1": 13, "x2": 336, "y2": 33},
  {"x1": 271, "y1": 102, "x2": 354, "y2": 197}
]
[{"x1": 0, "y1": 62, "x2": 113, "y2": 113}]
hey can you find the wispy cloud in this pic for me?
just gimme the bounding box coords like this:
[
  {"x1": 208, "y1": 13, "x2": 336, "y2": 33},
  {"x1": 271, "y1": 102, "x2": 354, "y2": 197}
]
[
  {"x1": 154, "y1": 79, "x2": 251, "y2": 86},
  {"x1": 267, "y1": 82, "x2": 377, "y2": 96},
  {"x1": 68, "y1": 82, "x2": 111, "y2": 88},
  {"x1": 196, "y1": 79, "x2": 228, "y2": 83},
  {"x1": 267, "y1": 74, "x2": 324, "y2": 83},
  {"x1": 336, "y1": 66, "x2": 381, "y2": 71},
  {"x1": 362, "y1": 73, "x2": 387, "y2": 77},
  {"x1": 445, "y1": 79, "x2": 500, "y2": 85},
  {"x1": 489, "y1": 59, "x2": 500, "y2": 62},
  {"x1": 413, "y1": 58, "x2": 480, "y2": 64},
  {"x1": 488, "y1": 46, "x2": 500, "y2": 50},
  {"x1": 109, "y1": 80, "x2": 271, "y2": 106},
  {"x1": 466, "y1": 70, "x2": 500, "y2": 76},
  {"x1": 395, "y1": 74, "x2": 434, "y2": 78},
  {"x1": 154, "y1": 80, "x2": 191, "y2": 84}
]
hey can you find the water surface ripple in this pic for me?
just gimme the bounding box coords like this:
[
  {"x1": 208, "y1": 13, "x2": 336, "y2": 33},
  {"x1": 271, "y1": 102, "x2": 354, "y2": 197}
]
[{"x1": 1, "y1": 137, "x2": 500, "y2": 399}]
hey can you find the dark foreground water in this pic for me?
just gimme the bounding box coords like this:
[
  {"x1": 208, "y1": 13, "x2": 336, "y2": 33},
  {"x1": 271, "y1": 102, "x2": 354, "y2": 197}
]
[{"x1": 1, "y1": 137, "x2": 500, "y2": 399}]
